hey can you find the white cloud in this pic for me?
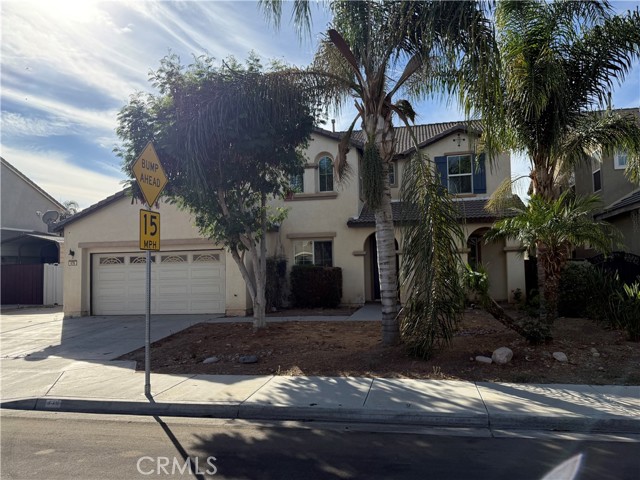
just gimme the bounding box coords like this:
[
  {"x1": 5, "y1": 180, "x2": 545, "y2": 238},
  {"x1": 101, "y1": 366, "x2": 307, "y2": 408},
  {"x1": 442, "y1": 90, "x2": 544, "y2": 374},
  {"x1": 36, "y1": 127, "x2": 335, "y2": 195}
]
[
  {"x1": 2, "y1": 87, "x2": 118, "y2": 134},
  {"x1": 1, "y1": 111, "x2": 73, "y2": 137},
  {"x1": 0, "y1": 144, "x2": 126, "y2": 209}
]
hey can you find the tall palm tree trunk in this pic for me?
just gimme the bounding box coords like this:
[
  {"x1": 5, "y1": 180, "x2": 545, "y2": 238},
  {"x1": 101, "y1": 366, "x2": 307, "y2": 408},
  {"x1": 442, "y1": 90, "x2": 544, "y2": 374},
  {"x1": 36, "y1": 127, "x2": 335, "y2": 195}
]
[
  {"x1": 367, "y1": 111, "x2": 399, "y2": 345},
  {"x1": 375, "y1": 181, "x2": 398, "y2": 344}
]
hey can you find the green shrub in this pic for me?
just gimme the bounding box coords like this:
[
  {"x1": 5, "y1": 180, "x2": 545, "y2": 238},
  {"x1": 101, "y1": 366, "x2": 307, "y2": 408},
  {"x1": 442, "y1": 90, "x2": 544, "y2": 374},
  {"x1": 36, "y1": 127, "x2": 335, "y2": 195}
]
[
  {"x1": 290, "y1": 265, "x2": 342, "y2": 308},
  {"x1": 610, "y1": 282, "x2": 640, "y2": 342},
  {"x1": 523, "y1": 290, "x2": 540, "y2": 318},
  {"x1": 580, "y1": 268, "x2": 640, "y2": 341},
  {"x1": 583, "y1": 268, "x2": 620, "y2": 324},
  {"x1": 266, "y1": 256, "x2": 287, "y2": 311},
  {"x1": 558, "y1": 262, "x2": 593, "y2": 317}
]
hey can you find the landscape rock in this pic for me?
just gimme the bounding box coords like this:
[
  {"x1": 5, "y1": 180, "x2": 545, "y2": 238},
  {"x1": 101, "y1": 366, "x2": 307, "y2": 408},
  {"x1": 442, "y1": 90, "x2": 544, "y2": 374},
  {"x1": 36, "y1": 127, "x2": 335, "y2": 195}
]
[
  {"x1": 475, "y1": 356, "x2": 493, "y2": 364},
  {"x1": 239, "y1": 355, "x2": 259, "y2": 364},
  {"x1": 553, "y1": 352, "x2": 568, "y2": 363},
  {"x1": 202, "y1": 356, "x2": 219, "y2": 364},
  {"x1": 492, "y1": 347, "x2": 514, "y2": 365},
  {"x1": 591, "y1": 348, "x2": 600, "y2": 357}
]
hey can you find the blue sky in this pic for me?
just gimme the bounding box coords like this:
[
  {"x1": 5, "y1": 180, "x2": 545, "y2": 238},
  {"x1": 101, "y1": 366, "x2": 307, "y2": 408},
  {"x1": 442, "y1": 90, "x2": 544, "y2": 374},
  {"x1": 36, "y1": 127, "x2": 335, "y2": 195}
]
[{"x1": 2, "y1": 0, "x2": 639, "y2": 209}]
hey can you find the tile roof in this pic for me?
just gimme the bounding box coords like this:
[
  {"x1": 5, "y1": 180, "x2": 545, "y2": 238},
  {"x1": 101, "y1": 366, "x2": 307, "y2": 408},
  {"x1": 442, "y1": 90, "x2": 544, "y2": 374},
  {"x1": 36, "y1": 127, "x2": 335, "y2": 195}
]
[
  {"x1": 315, "y1": 120, "x2": 482, "y2": 157},
  {"x1": 350, "y1": 121, "x2": 482, "y2": 156},
  {"x1": 597, "y1": 189, "x2": 640, "y2": 220},
  {"x1": 347, "y1": 196, "x2": 522, "y2": 227}
]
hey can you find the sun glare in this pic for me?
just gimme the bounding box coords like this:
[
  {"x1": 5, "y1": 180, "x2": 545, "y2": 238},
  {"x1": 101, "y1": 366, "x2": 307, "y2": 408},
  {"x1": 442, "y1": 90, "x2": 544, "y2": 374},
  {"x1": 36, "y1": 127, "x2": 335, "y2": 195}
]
[{"x1": 29, "y1": 0, "x2": 101, "y2": 23}]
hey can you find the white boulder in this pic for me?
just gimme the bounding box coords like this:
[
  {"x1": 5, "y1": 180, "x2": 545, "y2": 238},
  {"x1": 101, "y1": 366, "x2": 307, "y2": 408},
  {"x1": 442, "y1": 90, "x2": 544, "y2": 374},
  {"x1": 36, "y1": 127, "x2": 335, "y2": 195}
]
[
  {"x1": 492, "y1": 347, "x2": 514, "y2": 365},
  {"x1": 475, "y1": 356, "x2": 493, "y2": 364},
  {"x1": 553, "y1": 352, "x2": 568, "y2": 363}
]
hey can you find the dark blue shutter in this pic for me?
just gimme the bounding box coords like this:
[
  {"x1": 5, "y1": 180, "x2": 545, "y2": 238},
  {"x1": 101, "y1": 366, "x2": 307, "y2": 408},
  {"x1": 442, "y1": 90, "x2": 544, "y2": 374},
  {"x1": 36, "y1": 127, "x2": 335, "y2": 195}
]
[
  {"x1": 473, "y1": 153, "x2": 486, "y2": 194},
  {"x1": 435, "y1": 156, "x2": 447, "y2": 189}
]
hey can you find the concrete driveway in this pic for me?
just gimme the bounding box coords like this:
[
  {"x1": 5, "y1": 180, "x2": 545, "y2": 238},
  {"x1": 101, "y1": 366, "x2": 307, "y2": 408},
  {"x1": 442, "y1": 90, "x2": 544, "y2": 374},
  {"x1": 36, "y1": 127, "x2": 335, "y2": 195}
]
[{"x1": 0, "y1": 306, "x2": 224, "y2": 362}]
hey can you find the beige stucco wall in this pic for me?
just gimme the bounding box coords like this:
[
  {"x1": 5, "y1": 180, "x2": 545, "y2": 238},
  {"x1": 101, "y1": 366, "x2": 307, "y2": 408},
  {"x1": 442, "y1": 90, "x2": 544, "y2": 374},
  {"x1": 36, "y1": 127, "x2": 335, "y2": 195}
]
[
  {"x1": 268, "y1": 132, "x2": 376, "y2": 306},
  {"x1": 61, "y1": 194, "x2": 248, "y2": 317}
]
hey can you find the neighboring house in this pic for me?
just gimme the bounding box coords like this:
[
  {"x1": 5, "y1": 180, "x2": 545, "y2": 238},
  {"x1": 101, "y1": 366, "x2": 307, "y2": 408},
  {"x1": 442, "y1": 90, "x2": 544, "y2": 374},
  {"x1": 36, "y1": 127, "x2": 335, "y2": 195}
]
[
  {"x1": 573, "y1": 107, "x2": 640, "y2": 257},
  {"x1": 1, "y1": 157, "x2": 65, "y2": 305},
  {"x1": 56, "y1": 120, "x2": 526, "y2": 318}
]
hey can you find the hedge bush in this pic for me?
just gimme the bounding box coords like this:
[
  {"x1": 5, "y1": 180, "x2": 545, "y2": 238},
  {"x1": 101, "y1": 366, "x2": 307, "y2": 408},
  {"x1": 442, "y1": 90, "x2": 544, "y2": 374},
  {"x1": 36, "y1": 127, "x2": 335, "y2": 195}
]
[
  {"x1": 265, "y1": 256, "x2": 287, "y2": 311},
  {"x1": 558, "y1": 262, "x2": 594, "y2": 317},
  {"x1": 290, "y1": 265, "x2": 342, "y2": 308}
]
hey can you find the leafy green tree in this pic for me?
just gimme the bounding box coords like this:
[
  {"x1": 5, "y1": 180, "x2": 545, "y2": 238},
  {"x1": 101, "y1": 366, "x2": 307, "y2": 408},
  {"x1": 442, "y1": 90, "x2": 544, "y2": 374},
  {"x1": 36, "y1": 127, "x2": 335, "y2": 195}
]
[
  {"x1": 480, "y1": 0, "x2": 640, "y2": 199},
  {"x1": 485, "y1": 191, "x2": 621, "y2": 330},
  {"x1": 263, "y1": 0, "x2": 497, "y2": 346},
  {"x1": 115, "y1": 54, "x2": 315, "y2": 329}
]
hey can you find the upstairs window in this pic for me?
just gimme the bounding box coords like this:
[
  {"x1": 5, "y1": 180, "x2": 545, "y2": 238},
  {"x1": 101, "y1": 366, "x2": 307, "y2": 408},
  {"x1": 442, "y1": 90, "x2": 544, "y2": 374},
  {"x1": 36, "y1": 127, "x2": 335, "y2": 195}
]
[
  {"x1": 290, "y1": 172, "x2": 304, "y2": 193},
  {"x1": 435, "y1": 153, "x2": 486, "y2": 195},
  {"x1": 447, "y1": 155, "x2": 473, "y2": 194},
  {"x1": 318, "y1": 156, "x2": 334, "y2": 192},
  {"x1": 614, "y1": 150, "x2": 628, "y2": 170},
  {"x1": 593, "y1": 165, "x2": 602, "y2": 192},
  {"x1": 388, "y1": 162, "x2": 397, "y2": 187}
]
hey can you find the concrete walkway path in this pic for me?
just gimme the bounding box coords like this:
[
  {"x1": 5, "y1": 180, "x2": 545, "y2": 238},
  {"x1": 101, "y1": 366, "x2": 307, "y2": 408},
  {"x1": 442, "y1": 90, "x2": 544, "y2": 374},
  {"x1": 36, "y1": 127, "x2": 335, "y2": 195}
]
[{"x1": 1, "y1": 306, "x2": 638, "y2": 434}]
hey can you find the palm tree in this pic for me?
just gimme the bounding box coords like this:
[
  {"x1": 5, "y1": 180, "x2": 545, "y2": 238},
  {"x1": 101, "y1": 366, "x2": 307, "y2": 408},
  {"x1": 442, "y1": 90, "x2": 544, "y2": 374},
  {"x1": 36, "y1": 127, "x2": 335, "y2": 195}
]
[
  {"x1": 262, "y1": 0, "x2": 497, "y2": 345},
  {"x1": 479, "y1": 0, "x2": 640, "y2": 200},
  {"x1": 485, "y1": 191, "x2": 621, "y2": 327}
]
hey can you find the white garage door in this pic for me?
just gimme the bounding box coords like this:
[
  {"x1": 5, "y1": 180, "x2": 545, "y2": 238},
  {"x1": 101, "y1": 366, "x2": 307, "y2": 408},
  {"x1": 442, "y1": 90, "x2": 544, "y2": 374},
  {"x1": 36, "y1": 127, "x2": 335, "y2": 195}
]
[{"x1": 92, "y1": 250, "x2": 225, "y2": 315}]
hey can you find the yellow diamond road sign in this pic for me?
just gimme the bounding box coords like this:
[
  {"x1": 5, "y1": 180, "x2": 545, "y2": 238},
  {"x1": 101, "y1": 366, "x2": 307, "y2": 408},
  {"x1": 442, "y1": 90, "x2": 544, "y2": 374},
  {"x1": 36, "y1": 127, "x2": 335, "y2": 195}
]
[{"x1": 133, "y1": 142, "x2": 168, "y2": 207}]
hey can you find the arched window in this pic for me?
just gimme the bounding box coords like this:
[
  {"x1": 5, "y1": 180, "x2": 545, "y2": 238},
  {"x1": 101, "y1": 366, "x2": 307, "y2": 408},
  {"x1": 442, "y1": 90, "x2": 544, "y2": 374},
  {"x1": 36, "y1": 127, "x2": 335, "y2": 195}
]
[{"x1": 318, "y1": 156, "x2": 334, "y2": 192}]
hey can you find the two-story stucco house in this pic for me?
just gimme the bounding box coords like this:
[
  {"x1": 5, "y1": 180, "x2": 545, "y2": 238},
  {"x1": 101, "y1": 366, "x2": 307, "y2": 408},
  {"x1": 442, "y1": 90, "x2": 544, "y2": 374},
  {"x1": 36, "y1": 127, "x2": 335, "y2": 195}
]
[
  {"x1": 55, "y1": 120, "x2": 526, "y2": 318},
  {"x1": 1, "y1": 157, "x2": 66, "y2": 305},
  {"x1": 573, "y1": 107, "x2": 640, "y2": 257}
]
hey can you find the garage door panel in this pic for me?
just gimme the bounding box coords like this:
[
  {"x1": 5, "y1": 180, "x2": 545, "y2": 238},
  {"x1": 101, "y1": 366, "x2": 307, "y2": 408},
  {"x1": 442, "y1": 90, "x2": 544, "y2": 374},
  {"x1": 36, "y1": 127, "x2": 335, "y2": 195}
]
[
  {"x1": 158, "y1": 266, "x2": 189, "y2": 282},
  {"x1": 191, "y1": 267, "x2": 223, "y2": 279},
  {"x1": 157, "y1": 285, "x2": 189, "y2": 295},
  {"x1": 190, "y1": 284, "x2": 222, "y2": 295},
  {"x1": 93, "y1": 250, "x2": 225, "y2": 315},
  {"x1": 96, "y1": 270, "x2": 127, "y2": 282}
]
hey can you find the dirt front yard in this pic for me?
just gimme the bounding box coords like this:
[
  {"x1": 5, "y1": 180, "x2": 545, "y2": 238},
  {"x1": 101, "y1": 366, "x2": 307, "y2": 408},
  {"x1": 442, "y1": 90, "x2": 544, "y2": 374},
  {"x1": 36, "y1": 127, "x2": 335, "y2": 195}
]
[{"x1": 118, "y1": 308, "x2": 640, "y2": 385}]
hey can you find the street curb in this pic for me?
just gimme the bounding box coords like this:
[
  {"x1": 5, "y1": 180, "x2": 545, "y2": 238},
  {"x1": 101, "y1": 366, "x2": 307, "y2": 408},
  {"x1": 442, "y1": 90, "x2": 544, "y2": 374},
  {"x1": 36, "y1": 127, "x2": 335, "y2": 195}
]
[
  {"x1": 488, "y1": 413, "x2": 640, "y2": 434},
  {"x1": 3, "y1": 397, "x2": 639, "y2": 434},
  {"x1": 237, "y1": 404, "x2": 489, "y2": 428},
  {"x1": 2, "y1": 398, "x2": 240, "y2": 419}
]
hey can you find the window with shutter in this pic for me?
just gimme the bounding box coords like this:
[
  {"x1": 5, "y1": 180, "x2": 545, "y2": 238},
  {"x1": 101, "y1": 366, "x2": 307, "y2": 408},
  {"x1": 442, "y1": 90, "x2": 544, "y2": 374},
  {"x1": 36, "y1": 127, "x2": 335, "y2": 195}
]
[{"x1": 434, "y1": 154, "x2": 486, "y2": 194}]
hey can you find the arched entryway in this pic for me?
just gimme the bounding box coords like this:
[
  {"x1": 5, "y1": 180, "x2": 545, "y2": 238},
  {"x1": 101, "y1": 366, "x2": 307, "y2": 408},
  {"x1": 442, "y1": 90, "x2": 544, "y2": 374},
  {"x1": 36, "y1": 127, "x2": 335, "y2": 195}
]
[{"x1": 365, "y1": 233, "x2": 399, "y2": 301}]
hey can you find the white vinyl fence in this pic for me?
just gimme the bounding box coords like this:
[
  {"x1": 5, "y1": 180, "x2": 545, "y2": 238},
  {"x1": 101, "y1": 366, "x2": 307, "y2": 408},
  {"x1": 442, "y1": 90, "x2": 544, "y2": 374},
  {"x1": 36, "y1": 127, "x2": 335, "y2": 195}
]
[{"x1": 43, "y1": 263, "x2": 63, "y2": 305}]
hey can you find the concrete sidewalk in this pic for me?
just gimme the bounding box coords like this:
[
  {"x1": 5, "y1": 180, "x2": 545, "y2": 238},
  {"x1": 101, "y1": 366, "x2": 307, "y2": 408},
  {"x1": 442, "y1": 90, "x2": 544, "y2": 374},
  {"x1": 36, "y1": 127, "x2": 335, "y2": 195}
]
[
  {"x1": 1, "y1": 305, "x2": 638, "y2": 434},
  {"x1": 2, "y1": 357, "x2": 638, "y2": 434}
]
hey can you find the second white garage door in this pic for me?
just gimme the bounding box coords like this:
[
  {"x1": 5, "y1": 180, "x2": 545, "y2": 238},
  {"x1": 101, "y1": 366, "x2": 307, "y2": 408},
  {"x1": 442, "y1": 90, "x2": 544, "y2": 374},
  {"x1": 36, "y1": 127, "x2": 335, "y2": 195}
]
[{"x1": 92, "y1": 250, "x2": 225, "y2": 315}]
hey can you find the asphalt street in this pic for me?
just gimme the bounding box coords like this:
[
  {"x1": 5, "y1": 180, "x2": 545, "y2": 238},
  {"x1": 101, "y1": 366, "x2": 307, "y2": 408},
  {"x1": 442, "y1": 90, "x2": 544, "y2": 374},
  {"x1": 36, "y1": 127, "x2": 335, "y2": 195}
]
[{"x1": 1, "y1": 411, "x2": 639, "y2": 480}]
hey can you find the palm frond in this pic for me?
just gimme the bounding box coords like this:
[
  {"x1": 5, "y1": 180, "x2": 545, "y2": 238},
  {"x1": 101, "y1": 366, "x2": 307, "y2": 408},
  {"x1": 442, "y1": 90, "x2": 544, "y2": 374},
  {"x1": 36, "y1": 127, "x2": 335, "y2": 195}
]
[
  {"x1": 399, "y1": 152, "x2": 465, "y2": 359},
  {"x1": 485, "y1": 176, "x2": 527, "y2": 214},
  {"x1": 335, "y1": 115, "x2": 360, "y2": 183}
]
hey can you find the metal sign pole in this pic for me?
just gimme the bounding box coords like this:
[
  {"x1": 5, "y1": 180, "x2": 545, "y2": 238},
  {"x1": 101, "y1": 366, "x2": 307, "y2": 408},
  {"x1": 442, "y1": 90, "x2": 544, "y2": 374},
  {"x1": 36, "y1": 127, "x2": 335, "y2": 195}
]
[{"x1": 144, "y1": 249, "x2": 151, "y2": 397}]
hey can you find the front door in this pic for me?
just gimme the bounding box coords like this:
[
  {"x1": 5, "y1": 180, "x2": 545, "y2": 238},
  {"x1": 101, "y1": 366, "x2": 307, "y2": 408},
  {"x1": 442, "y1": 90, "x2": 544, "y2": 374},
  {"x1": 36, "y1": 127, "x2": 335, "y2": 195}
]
[{"x1": 369, "y1": 234, "x2": 399, "y2": 302}]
